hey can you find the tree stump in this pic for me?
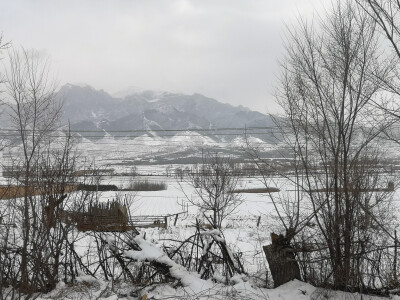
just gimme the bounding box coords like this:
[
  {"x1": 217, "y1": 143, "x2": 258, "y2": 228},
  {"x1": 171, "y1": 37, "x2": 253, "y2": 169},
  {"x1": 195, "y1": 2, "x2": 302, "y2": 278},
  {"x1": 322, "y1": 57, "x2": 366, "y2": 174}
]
[{"x1": 263, "y1": 232, "x2": 301, "y2": 287}]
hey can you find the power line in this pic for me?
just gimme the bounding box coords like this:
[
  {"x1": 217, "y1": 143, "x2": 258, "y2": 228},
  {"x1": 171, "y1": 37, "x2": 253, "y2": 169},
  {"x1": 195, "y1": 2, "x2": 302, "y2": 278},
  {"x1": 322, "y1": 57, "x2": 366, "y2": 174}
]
[{"x1": 0, "y1": 126, "x2": 279, "y2": 133}]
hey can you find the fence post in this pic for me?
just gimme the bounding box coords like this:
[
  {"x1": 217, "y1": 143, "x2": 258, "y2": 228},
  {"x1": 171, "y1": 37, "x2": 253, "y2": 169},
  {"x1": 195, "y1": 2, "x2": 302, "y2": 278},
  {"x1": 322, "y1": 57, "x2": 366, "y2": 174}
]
[
  {"x1": 164, "y1": 216, "x2": 168, "y2": 229},
  {"x1": 395, "y1": 230, "x2": 398, "y2": 280},
  {"x1": 257, "y1": 216, "x2": 261, "y2": 227},
  {"x1": 174, "y1": 214, "x2": 179, "y2": 226}
]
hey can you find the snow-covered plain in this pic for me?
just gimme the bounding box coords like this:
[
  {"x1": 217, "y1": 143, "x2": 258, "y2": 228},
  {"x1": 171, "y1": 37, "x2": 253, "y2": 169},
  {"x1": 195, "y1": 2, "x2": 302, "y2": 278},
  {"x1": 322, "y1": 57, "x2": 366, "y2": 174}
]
[
  {"x1": 47, "y1": 166, "x2": 397, "y2": 300},
  {"x1": 95, "y1": 174, "x2": 281, "y2": 274},
  {"x1": 3, "y1": 133, "x2": 400, "y2": 299}
]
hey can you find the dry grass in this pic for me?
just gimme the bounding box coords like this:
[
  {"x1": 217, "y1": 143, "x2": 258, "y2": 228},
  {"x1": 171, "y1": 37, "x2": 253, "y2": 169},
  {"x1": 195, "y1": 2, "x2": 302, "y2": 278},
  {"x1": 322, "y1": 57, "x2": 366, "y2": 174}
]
[
  {"x1": 0, "y1": 185, "x2": 77, "y2": 200},
  {"x1": 230, "y1": 187, "x2": 280, "y2": 193}
]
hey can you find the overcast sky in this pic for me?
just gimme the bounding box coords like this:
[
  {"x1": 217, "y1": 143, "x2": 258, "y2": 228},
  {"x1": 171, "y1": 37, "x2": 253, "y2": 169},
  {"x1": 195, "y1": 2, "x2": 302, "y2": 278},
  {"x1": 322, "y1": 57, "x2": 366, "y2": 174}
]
[{"x1": 0, "y1": 0, "x2": 325, "y2": 114}]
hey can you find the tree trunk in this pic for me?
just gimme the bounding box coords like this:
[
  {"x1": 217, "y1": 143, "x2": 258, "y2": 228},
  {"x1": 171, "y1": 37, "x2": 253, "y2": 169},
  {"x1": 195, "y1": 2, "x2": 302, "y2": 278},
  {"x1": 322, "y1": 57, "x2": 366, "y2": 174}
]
[{"x1": 263, "y1": 233, "x2": 301, "y2": 287}]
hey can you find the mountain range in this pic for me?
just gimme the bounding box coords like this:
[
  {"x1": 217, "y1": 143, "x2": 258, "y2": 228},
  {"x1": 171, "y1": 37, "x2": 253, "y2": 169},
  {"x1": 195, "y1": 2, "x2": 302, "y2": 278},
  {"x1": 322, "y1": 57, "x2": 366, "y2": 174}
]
[{"x1": 57, "y1": 84, "x2": 276, "y2": 141}]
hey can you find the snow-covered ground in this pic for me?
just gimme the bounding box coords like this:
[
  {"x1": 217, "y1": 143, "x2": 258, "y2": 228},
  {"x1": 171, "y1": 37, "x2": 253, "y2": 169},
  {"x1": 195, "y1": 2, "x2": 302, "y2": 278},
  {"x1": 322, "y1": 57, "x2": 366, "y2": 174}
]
[
  {"x1": 35, "y1": 271, "x2": 400, "y2": 300},
  {"x1": 1, "y1": 156, "x2": 400, "y2": 299}
]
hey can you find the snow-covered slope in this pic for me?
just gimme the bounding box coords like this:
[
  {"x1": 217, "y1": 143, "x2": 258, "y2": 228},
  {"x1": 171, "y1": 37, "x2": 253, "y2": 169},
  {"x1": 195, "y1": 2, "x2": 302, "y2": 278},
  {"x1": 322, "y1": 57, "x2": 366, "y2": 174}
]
[{"x1": 58, "y1": 84, "x2": 276, "y2": 142}]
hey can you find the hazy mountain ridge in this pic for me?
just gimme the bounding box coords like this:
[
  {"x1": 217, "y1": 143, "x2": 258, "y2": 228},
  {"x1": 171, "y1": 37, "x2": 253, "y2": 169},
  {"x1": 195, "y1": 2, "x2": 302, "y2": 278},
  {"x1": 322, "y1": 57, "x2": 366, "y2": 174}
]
[{"x1": 58, "y1": 84, "x2": 275, "y2": 141}]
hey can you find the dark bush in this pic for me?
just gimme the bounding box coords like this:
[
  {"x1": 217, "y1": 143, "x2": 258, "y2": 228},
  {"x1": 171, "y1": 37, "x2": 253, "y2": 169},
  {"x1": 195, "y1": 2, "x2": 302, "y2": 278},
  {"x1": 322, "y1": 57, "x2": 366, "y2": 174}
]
[
  {"x1": 126, "y1": 179, "x2": 167, "y2": 191},
  {"x1": 77, "y1": 184, "x2": 119, "y2": 191}
]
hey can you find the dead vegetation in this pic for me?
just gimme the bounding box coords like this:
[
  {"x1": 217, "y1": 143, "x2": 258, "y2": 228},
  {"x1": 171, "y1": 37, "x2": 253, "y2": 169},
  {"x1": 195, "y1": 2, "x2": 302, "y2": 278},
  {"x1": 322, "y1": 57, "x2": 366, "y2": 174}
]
[
  {"x1": 0, "y1": 185, "x2": 77, "y2": 200},
  {"x1": 62, "y1": 200, "x2": 133, "y2": 232},
  {"x1": 125, "y1": 179, "x2": 167, "y2": 191},
  {"x1": 231, "y1": 187, "x2": 280, "y2": 193}
]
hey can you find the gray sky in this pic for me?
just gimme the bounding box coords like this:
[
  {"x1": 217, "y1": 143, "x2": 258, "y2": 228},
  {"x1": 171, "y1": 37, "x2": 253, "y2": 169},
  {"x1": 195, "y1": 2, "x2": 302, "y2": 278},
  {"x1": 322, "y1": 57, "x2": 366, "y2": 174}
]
[{"x1": 0, "y1": 0, "x2": 324, "y2": 114}]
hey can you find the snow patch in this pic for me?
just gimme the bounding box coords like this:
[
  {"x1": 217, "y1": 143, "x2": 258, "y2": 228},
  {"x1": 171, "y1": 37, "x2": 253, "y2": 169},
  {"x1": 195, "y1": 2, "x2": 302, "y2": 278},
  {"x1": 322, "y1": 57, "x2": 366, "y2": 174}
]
[{"x1": 124, "y1": 236, "x2": 214, "y2": 293}]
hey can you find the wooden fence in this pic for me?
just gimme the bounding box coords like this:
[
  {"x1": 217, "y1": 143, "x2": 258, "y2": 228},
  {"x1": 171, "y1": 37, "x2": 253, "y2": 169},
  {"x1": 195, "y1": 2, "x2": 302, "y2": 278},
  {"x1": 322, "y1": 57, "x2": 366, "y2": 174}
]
[
  {"x1": 62, "y1": 201, "x2": 133, "y2": 232},
  {"x1": 129, "y1": 212, "x2": 185, "y2": 229}
]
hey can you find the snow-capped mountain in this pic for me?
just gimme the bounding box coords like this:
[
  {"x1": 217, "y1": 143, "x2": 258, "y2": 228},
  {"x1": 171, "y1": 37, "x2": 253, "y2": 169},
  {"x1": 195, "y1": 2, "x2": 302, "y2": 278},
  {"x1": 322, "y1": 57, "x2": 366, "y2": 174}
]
[
  {"x1": 113, "y1": 86, "x2": 168, "y2": 100},
  {"x1": 57, "y1": 84, "x2": 276, "y2": 141}
]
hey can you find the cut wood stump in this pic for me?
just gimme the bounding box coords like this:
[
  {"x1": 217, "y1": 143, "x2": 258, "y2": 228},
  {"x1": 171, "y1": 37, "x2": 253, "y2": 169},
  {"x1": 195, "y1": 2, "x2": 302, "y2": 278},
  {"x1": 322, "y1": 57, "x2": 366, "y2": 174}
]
[{"x1": 263, "y1": 232, "x2": 301, "y2": 287}]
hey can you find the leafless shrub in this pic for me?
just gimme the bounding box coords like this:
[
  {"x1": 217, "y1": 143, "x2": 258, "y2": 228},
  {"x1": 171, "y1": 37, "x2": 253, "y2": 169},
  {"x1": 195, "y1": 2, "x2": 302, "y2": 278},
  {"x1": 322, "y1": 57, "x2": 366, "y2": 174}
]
[
  {"x1": 183, "y1": 153, "x2": 242, "y2": 229},
  {"x1": 249, "y1": 0, "x2": 400, "y2": 292}
]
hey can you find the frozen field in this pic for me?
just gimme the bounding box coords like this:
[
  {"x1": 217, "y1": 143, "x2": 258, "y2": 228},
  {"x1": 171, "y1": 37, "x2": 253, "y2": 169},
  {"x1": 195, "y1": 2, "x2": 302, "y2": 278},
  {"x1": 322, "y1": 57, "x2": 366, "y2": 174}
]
[{"x1": 2, "y1": 160, "x2": 399, "y2": 299}]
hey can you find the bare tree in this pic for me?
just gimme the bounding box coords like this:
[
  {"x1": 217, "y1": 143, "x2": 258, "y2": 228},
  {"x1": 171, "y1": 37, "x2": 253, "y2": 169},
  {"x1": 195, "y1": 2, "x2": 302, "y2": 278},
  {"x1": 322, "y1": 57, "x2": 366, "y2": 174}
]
[
  {"x1": 184, "y1": 153, "x2": 242, "y2": 229},
  {"x1": 0, "y1": 49, "x2": 102, "y2": 294},
  {"x1": 356, "y1": 1, "x2": 400, "y2": 60},
  {"x1": 0, "y1": 34, "x2": 13, "y2": 300},
  {"x1": 172, "y1": 153, "x2": 246, "y2": 281},
  {"x1": 355, "y1": 1, "x2": 400, "y2": 121},
  {"x1": 0, "y1": 35, "x2": 10, "y2": 93},
  {"x1": 261, "y1": 0, "x2": 398, "y2": 291},
  {"x1": 3, "y1": 47, "x2": 64, "y2": 294}
]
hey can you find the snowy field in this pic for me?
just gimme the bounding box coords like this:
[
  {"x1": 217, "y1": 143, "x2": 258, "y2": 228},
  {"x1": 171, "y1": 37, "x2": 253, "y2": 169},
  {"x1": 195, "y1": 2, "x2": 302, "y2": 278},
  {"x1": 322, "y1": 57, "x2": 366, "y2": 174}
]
[
  {"x1": 92, "y1": 172, "x2": 283, "y2": 276},
  {"x1": 2, "y1": 158, "x2": 400, "y2": 299},
  {"x1": 47, "y1": 163, "x2": 398, "y2": 300}
]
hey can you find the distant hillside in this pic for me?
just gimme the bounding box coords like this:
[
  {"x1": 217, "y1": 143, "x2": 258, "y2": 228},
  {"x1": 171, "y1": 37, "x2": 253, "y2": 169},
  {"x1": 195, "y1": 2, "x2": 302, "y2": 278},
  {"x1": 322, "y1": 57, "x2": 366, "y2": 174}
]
[{"x1": 57, "y1": 84, "x2": 276, "y2": 141}]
